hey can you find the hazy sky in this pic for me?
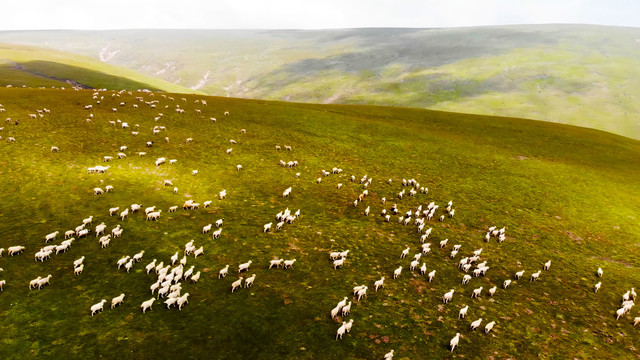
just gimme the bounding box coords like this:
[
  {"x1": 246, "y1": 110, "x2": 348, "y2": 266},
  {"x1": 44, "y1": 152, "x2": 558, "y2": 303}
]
[{"x1": 3, "y1": 0, "x2": 638, "y2": 30}]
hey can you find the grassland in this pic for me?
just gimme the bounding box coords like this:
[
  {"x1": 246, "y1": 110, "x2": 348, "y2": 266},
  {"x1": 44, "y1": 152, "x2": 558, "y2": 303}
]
[
  {"x1": 1, "y1": 25, "x2": 639, "y2": 139},
  {"x1": 0, "y1": 43, "x2": 199, "y2": 93},
  {"x1": 0, "y1": 86, "x2": 638, "y2": 359}
]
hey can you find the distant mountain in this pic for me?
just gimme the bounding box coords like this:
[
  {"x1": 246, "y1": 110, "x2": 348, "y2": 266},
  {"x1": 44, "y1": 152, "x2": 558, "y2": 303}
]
[{"x1": 2, "y1": 25, "x2": 639, "y2": 139}]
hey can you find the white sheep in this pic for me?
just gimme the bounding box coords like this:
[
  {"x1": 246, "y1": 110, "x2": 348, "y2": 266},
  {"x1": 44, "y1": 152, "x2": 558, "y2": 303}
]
[
  {"x1": 133, "y1": 250, "x2": 144, "y2": 262},
  {"x1": 219, "y1": 189, "x2": 227, "y2": 199},
  {"x1": 73, "y1": 264, "x2": 84, "y2": 275},
  {"x1": 488, "y1": 286, "x2": 497, "y2": 296},
  {"x1": 333, "y1": 258, "x2": 345, "y2": 269},
  {"x1": 471, "y1": 287, "x2": 483, "y2": 298},
  {"x1": 202, "y1": 224, "x2": 213, "y2": 234},
  {"x1": 146, "y1": 259, "x2": 157, "y2": 274},
  {"x1": 45, "y1": 231, "x2": 59, "y2": 243},
  {"x1": 117, "y1": 256, "x2": 131, "y2": 269},
  {"x1": 374, "y1": 277, "x2": 385, "y2": 291},
  {"x1": 238, "y1": 260, "x2": 252, "y2": 273},
  {"x1": 177, "y1": 293, "x2": 190, "y2": 310},
  {"x1": 91, "y1": 299, "x2": 107, "y2": 316},
  {"x1": 457, "y1": 305, "x2": 469, "y2": 319},
  {"x1": 336, "y1": 322, "x2": 347, "y2": 340},
  {"x1": 440, "y1": 239, "x2": 448, "y2": 248},
  {"x1": 357, "y1": 286, "x2": 368, "y2": 301},
  {"x1": 503, "y1": 280, "x2": 512, "y2": 289},
  {"x1": 237, "y1": 164, "x2": 243, "y2": 171},
  {"x1": 245, "y1": 274, "x2": 256, "y2": 288},
  {"x1": 462, "y1": 275, "x2": 472, "y2": 285},
  {"x1": 215, "y1": 219, "x2": 224, "y2": 228},
  {"x1": 231, "y1": 278, "x2": 243, "y2": 292},
  {"x1": 37, "y1": 275, "x2": 52, "y2": 289},
  {"x1": 594, "y1": 282, "x2": 602, "y2": 293},
  {"x1": 94, "y1": 188, "x2": 104, "y2": 195},
  {"x1": 450, "y1": 333, "x2": 460, "y2": 352},
  {"x1": 514, "y1": 270, "x2": 525, "y2": 280},
  {"x1": 543, "y1": 260, "x2": 551, "y2": 270},
  {"x1": 597, "y1": 267, "x2": 603, "y2": 277},
  {"x1": 400, "y1": 247, "x2": 409, "y2": 259},
  {"x1": 530, "y1": 270, "x2": 541, "y2": 281},
  {"x1": 283, "y1": 259, "x2": 296, "y2": 269},
  {"x1": 171, "y1": 252, "x2": 179, "y2": 266},
  {"x1": 470, "y1": 318, "x2": 483, "y2": 331},
  {"x1": 141, "y1": 298, "x2": 156, "y2": 313},
  {"x1": 616, "y1": 307, "x2": 626, "y2": 320},
  {"x1": 218, "y1": 265, "x2": 230, "y2": 278},
  {"x1": 443, "y1": 289, "x2": 455, "y2": 303},
  {"x1": 330, "y1": 306, "x2": 340, "y2": 319},
  {"x1": 392, "y1": 266, "x2": 403, "y2": 279},
  {"x1": 73, "y1": 256, "x2": 85, "y2": 267},
  {"x1": 111, "y1": 294, "x2": 125, "y2": 308},
  {"x1": 29, "y1": 277, "x2": 42, "y2": 289},
  {"x1": 269, "y1": 259, "x2": 284, "y2": 269},
  {"x1": 190, "y1": 271, "x2": 201, "y2": 282}
]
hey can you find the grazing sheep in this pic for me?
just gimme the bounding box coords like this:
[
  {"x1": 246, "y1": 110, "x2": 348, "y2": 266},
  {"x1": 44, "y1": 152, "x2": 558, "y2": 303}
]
[
  {"x1": 440, "y1": 239, "x2": 448, "y2": 248},
  {"x1": 357, "y1": 286, "x2": 368, "y2": 301},
  {"x1": 91, "y1": 299, "x2": 107, "y2": 316},
  {"x1": 543, "y1": 260, "x2": 551, "y2": 270},
  {"x1": 193, "y1": 246, "x2": 204, "y2": 258},
  {"x1": 215, "y1": 219, "x2": 224, "y2": 227},
  {"x1": 245, "y1": 274, "x2": 256, "y2": 288},
  {"x1": 594, "y1": 282, "x2": 602, "y2": 293},
  {"x1": 634, "y1": 317, "x2": 640, "y2": 326},
  {"x1": 141, "y1": 298, "x2": 156, "y2": 313},
  {"x1": 530, "y1": 271, "x2": 541, "y2": 281},
  {"x1": 74, "y1": 264, "x2": 84, "y2": 275},
  {"x1": 238, "y1": 260, "x2": 253, "y2": 273},
  {"x1": 37, "y1": 275, "x2": 52, "y2": 289},
  {"x1": 8, "y1": 246, "x2": 25, "y2": 256},
  {"x1": 283, "y1": 259, "x2": 296, "y2": 269},
  {"x1": 443, "y1": 289, "x2": 455, "y2": 303},
  {"x1": 341, "y1": 301, "x2": 352, "y2": 316},
  {"x1": 94, "y1": 188, "x2": 104, "y2": 195},
  {"x1": 218, "y1": 265, "x2": 230, "y2": 278},
  {"x1": 45, "y1": 231, "x2": 59, "y2": 243},
  {"x1": 391, "y1": 266, "x2": 402, "y2": 279},
  {"x1": 616, "y1": 307, "x2": 626, "y2": 320},
  {"x1": 374, "y1": 277, "x2": 385, "y2": 291},
  {"x1": 462, "y1": 275, "x2": 472, "y2": 285},
  {"x1": 485, "y1": 321, "x2": 495, "y2": 334},
  {"x1": 428, "y1": 270, "x2": 436, "y2": 283},
  {"x1": 191, "y1": 271, "x2": 201, "y2": 282},
  {"x1": 169, "y1": 206, "x2": 178, "y2": 212},
  {"x1": 514, "y1": 270, "x2": 525, "y2": 280},
  {"x1": 336, "y1": 322, "x2": 347, "y2": 340},
  {"x1": 146, "y1": 260, "x2": 157, "y2": 274},
  {"x1": 459, "y1": 305, "x2": 469, "y2": 319},
  {"x1": 269, "y1": 259, "x2": 284, "y2": 269},
  {"x1": 597, "y1": 267, "x2": 603, "y2": 277},
  {"x1": 400, "y1": 247, "x2": 409, "y2": 259},
  {"x1": 503, "y1": 280, "x2": 512, "y2": 289},
  {"x1": 470, "y1": 318, "x2": 483, "y2": 331},
  {"x1": 202, "y1": 224, "x2": 213, "y2": 234},
  {"x1": 450, "y1": 333, "x2": 460, "y2": 352},
  {"x1": 237, "y1": 164, "x2": 243, "y2": 171},
  {"x1": 471, "y1": 287, "x2": 483, "y2": 298},
  {"x1": 488, "y1": 286, "x2": 497, "y2": 296},
  {"x1": 212, "y1": 228, "x2": 222, "y2": 239},
  {"x1": 133, "y1": 251, "x2": 144, "y2": 262},
  {"x1": 111, "y1": 294, "x2": 125, "y2": 309},
  {"x1": 384, "y1": 350, "x2": 394, "y2": 360},
  {"x1": 333, "y1": 258, "x2": 345, "y2": 269},
  {"x1": 231, "y1": 278, "x2": 243, "y2": 292}
]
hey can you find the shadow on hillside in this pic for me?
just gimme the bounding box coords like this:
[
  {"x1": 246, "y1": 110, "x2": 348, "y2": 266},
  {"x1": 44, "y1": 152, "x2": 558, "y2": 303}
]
[{"x1": 16, "y1": 60, "x2": 161, "y2": 91}]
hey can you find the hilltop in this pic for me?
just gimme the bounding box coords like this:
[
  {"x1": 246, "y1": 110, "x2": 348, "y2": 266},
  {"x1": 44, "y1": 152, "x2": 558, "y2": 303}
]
[
  {"x1": 0, "y1": 87, "x2": 638, "y2": 359},
  {"x1": 1, "y1": 25, "x2": 639, "y2": 139},
  {"x1": 0, "y1": 43, "x2": 199, "y2": 93}
]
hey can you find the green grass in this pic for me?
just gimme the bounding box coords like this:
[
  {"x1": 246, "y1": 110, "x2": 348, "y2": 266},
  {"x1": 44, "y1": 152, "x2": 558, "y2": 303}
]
[{"x1": 0, "y1": 87, "x2": 638, "y2": 359}]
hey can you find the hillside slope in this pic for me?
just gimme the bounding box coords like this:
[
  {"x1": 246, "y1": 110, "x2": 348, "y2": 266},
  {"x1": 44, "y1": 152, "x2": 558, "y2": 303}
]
[
  {"x1": 0, "y1": 88, "x2": 638, "y2": 359},
  {"x1": 0, "y1": 43, "x2": 200, "y2": 93},
  {"x1": 1, "y1": 25, "x2": 639, "y2": 139}
]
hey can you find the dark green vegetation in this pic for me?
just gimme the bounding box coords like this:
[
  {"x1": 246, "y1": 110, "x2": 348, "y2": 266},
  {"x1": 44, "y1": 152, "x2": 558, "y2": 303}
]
[
  {"x1": 2, "y1": 25, "x2": 639, "y2": 139},
  {"x1": 0, "y1": 87, "x2": 638, "y2": 359}
]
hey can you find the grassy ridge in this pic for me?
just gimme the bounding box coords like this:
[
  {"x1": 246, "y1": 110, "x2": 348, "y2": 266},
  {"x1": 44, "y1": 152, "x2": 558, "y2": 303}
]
[
  {"x1": 0, "y1": 87, "x2": 638, "y2": 359},
  {"x1": 0, "y1": 43, "x2": 200, "y2": 93},
  {"x1": 1, "y1": 25, "x2": 639, "y2": 139}
]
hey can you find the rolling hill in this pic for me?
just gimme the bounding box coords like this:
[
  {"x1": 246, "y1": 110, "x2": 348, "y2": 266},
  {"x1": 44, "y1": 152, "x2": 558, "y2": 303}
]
[
  {"x1": 0, "y1": 43, "x2": 200, "y2": 93},
  {"x1": 1, "y1": 25, "x2": 639, "y2": 139},
  {"x1": 0, "y1": 86, "x2": 638, "y2": 359}
]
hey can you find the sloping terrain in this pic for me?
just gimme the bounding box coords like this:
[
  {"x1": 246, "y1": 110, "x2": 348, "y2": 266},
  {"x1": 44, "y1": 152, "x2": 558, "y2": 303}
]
[
  {"x1": 0, "y1": 43, "x2": 200, "y2": 93},
  {"x1": 1, "y1": 25, "x2": 639, "y2": 139},
  {"x1": 0, "y1": 87, "x2": 638, "y2": 359}
]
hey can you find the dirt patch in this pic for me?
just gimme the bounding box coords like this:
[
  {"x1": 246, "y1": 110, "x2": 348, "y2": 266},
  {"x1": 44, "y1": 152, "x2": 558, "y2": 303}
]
[
  {"x1": 589, "y1": 256, "x2": 634, "y2": 268},
  {"x1": 514, "y1": 155, "x2": 529, "y2": 160},
  {"x1": 565, "y1": 231, "x2": 583, "y2": 244},
  {"x1": 408, "y1": 278, "x2": 429, "y2": 294}
]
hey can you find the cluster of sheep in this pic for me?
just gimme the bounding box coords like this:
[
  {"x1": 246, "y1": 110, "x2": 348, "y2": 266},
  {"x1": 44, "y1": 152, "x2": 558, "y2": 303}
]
[{"x1": 279, "y1": 159, "x2": 298, "y2": 168}]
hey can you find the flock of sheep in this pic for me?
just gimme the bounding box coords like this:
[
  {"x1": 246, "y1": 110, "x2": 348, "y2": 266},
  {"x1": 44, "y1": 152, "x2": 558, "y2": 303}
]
[{"x1": 0, "y1": 86, "x2": 635, "y2": 359}]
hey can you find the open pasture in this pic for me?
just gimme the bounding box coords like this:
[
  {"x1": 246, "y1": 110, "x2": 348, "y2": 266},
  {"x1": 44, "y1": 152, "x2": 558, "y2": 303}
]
[{"x1": 0, "y1": 87, "x2": 638, "y2": 359}]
